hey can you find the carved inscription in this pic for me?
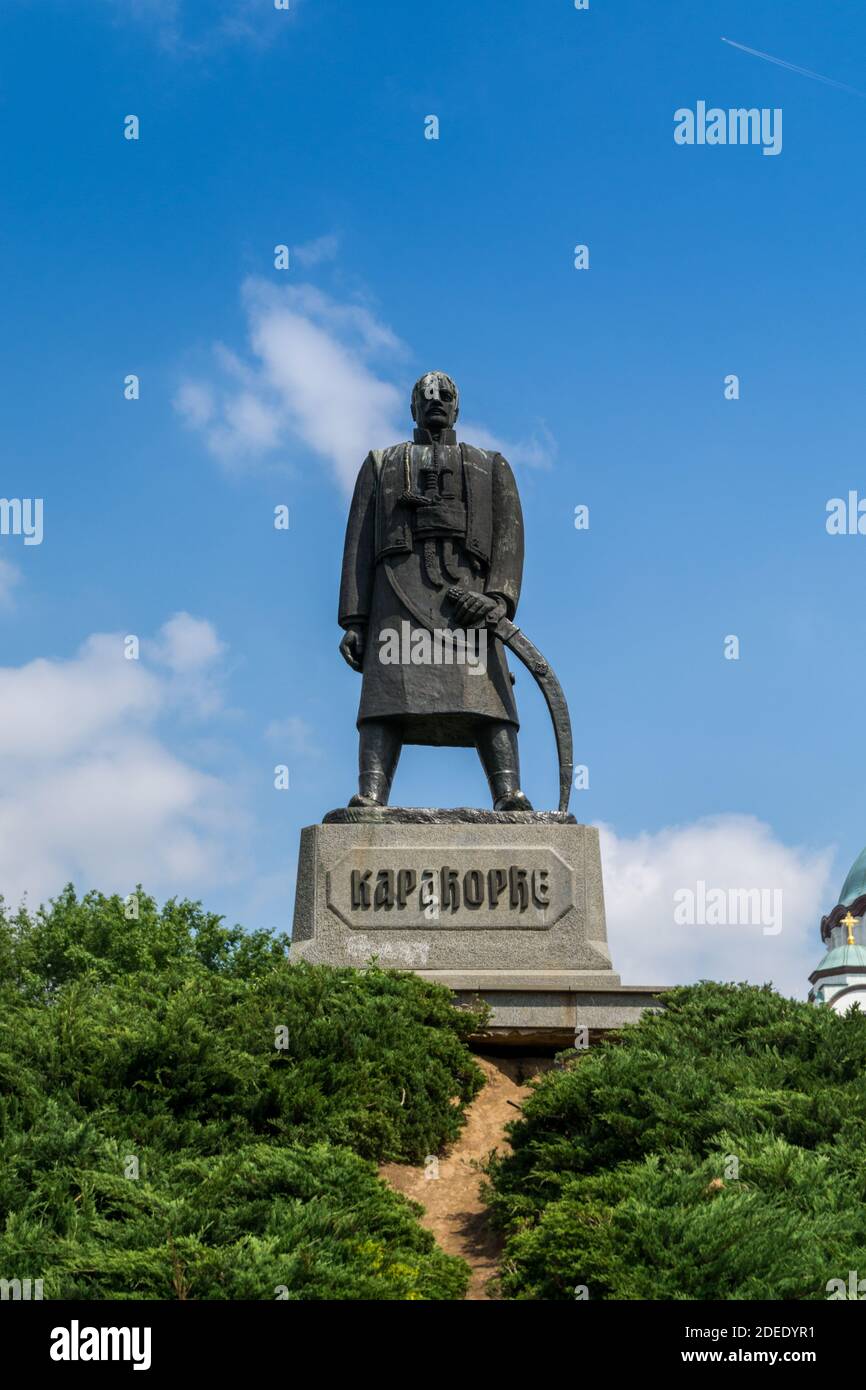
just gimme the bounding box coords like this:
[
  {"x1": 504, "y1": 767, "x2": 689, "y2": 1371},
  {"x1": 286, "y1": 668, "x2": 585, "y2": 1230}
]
[
  {"x1": 326, "y1": 846, "x2": 575, "y2": 931},
  {"x1": 350, "y1": 865, "x2": 550, "y2": 912}
]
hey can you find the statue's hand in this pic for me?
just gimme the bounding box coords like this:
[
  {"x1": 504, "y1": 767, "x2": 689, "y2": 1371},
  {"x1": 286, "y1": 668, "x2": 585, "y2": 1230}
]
[
  {"x1": 449, "y1": 589, "x2": 506, "y2": 628},
  {"x1": 339, "y1": 624, "x2": 366, "y2": 672}
]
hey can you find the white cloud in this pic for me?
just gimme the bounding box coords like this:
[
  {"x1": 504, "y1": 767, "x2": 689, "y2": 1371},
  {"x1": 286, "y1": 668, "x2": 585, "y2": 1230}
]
[
  {"x1": 148, "y1": 611, "x2": 228, "y2": 717},
  {"x1": 152, "y1": 611, "x2": 226, "y2": 674},
  {"x1": 0, "y1": 618, "x2": 245, "y2": 911},
  {"x1": 599, "y1": 814, "x2": 834, "y2": 999},
  {"x1": 176, "y1": 278, "x2": 405, "y2": 492},
  {"x1": 174, "y1": 381, "x2": 214, "y2": 429},
  {"x1": 460, "y1": 420, "x2": 556, "y2": 471},
  {"x1": 103, "y1": 0, "x2": 292, "y2": 54},
  {"x1": 175, "y1": 278, "x2": 559, "y2": 492},
  {"x1": 292, "y1": 234, "x2": 340, "y2": 269},
  {"x1": 0, "y1": 634, "x2": 161, "y2": 761}
]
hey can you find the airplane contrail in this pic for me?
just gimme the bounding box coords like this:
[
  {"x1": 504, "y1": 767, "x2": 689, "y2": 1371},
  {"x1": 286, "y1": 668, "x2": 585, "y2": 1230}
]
[{"x1": 721, "y1": 36, "x2": 866, "y2": 98}]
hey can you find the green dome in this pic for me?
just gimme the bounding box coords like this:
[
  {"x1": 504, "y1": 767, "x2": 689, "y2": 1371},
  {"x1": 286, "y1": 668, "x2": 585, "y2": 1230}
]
[
  {"x1": 839, "y1": 846, "x2": 866, "y2": 906},
  {"x1": 813, "y1": 942, "x2": 866, "y2": 975}
]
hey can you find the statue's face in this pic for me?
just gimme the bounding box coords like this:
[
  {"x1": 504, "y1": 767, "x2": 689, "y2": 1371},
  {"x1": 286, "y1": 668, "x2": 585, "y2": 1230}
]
[{"x1": 412, "y1": 373, "x2": 459, "y2": 435}]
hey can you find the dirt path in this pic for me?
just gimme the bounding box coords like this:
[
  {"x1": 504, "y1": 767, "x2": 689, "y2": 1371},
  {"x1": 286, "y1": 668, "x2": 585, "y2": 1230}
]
[{"x1": 380, "y1": 1054, "x2": 551, "y2": 1300}]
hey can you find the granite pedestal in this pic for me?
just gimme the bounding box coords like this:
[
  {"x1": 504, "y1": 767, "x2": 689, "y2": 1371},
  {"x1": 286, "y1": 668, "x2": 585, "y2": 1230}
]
[{"x1": 290, "y1": 808, "x2": 664, "y2": 1042}]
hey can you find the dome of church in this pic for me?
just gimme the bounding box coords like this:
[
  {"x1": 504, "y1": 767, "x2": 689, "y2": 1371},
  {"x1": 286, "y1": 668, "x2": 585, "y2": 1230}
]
[
  {"x1": 837, "y1": 846, "x2": 866, "y2": 908},
  {"x1": 813, "y1": 941, "x2": 866, "y2": 975},
  {"x1": 810, "y1": 887, "x2": 866, "y2": 1012}
]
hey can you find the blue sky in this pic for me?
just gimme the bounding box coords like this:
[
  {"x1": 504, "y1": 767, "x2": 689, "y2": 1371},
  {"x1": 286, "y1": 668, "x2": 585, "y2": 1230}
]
[{"x1": 2, "y1": 0, "x2": 865, "y2": 994}]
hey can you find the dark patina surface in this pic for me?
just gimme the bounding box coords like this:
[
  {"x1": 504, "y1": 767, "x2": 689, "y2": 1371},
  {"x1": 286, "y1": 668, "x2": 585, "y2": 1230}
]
[{"x1": 338, "y1": 371, "x2": 572, "y2": 812}]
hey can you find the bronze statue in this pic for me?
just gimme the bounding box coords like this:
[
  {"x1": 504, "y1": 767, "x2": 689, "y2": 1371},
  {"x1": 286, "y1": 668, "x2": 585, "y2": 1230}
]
[{"x1": 338, "y1": 371, "x2": 572, "y2": 811}]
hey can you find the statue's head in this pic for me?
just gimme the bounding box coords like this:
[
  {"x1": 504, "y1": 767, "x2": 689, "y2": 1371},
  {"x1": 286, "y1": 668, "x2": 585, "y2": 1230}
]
[{"x1": 411, "y1": 371, "x2": 459, "y2": 436}]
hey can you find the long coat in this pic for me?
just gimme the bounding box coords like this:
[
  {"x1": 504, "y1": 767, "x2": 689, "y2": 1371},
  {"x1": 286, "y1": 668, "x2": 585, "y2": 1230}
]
[{"x1": 338, "y1": 432, "x2": 525, "y2": 747}]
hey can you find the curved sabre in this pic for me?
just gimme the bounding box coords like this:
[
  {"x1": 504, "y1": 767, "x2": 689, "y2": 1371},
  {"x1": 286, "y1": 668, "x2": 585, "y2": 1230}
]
[
  {"x1": 436, "y1": 574, "x2": 573, "y2": 813},
  {"x1": 491, "y1": 615, "x2": 573, "y2": 815},
  {"x1": 384, "y1": 563, "x2": 574, "y2": 812}
]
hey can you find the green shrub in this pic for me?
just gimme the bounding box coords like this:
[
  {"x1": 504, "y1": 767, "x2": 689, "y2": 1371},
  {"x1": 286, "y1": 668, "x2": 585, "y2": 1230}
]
[
  {"x1": 0, "y1": 886, "x2": 485, "y2": 1300},
  {"x1": 486, "y1": 982, "x2": 866, "y2": 1299}
]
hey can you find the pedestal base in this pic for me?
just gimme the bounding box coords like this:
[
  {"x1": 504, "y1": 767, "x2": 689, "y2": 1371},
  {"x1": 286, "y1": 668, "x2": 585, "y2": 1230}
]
[
  {"x1": 417, "y1": 972, "x2": 666, "y2": 1045},
  {"x1": 290, "y1": 809, "x2": 665, "y2": 1040}
]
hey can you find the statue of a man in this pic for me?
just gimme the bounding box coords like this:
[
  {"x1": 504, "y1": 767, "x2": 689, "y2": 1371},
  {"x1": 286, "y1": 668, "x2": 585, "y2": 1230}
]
[{"x1": 338, "y1": 371, "x2": 532, "y2": 811}]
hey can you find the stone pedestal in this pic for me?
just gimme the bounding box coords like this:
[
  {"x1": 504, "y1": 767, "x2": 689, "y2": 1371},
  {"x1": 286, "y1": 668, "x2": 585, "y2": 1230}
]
[{"x1": 290, "y1": 808, "x2": 664, "y2": 1042}]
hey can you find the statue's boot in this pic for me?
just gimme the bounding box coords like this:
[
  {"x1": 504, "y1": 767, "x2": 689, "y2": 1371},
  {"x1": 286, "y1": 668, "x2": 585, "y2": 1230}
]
[
  {"x1": 348, "y1": 773, "x2": 390, "y2": 808},
  {"x1": 476, "y1": 720, "x2": 533, "y2": 812},
  {"x1": 349, "y1": 721, "x2": 402, "y2": 807},
  {"x1": 494, "y1": 789, "x2": 534, "y2": 812},
  {"x1": 349, "y1": 793, "x2": 386, "y2": 809}
]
